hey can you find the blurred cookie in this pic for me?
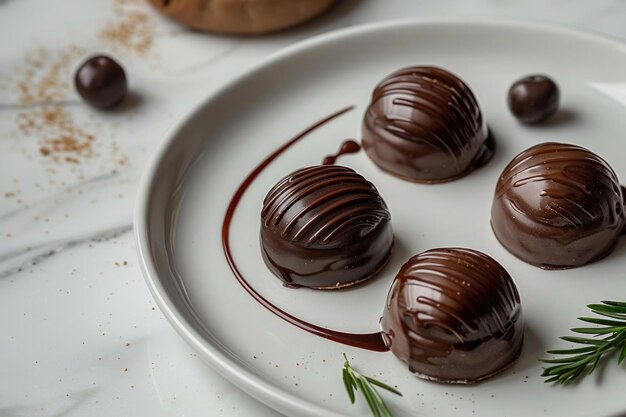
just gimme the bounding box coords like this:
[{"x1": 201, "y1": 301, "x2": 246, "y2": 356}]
[{"x1": 148, "y1": 0, "x2": 336, "y2": 35}]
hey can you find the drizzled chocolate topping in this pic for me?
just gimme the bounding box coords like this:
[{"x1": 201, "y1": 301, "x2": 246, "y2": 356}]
[
  {"x1": 491, "y1": 142, "x2": 625, "y2": 269},
  {"x1": 260, "y1": 165, "x2": 393, "y2": 289},
  {"x1": 380, "y1": 248, "x2": 523, "y2": 384},
  {"x1": 362, "y1": 66, "x2": 493, "y2": 183}
]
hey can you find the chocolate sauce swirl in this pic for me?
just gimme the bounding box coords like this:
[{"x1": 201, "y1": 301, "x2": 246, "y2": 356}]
[
  {"x1": 380, "y1": 248, "x2": 523, "y2": 384},
  {"x1": 362, "y1": 66, "x2": 493, "y2": 183},
  {"x1": 222, "y1": 106, "x2": 388, "y2": 351},
  {"x1": 261, "y1": 165, "x2": 393, "y2": 289},
  {"x1": 491, "y1": 142, "x2": 625, "y2": 269}
]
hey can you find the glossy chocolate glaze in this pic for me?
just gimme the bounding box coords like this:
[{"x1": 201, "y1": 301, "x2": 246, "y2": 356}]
[
  {"x1": 260, "y1": 165, "x2": 393, "y2": 289},
  {"x1": 223, "y1": 106, "x2": 388, "y2": 351},
  {"x1": 491, "y1": 142, "x2": 625, "y2": 269},
  {"x1": 362, "y1": 66, "x2": 493, "y2": 183},
  {"x1": 380, "y1": 248, "x2": 523, "y2": 384}
]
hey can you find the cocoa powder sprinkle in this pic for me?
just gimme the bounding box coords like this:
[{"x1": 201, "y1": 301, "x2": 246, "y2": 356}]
[
  {"x1": 15, "y1": 46, "x2": 99, "y2": 165},
  {"x1": 100, "y1": 2, "x2": 154, "y2": 56},
  {"x1": 7, "y1": 0, "x2": 148, "y2": 175}
]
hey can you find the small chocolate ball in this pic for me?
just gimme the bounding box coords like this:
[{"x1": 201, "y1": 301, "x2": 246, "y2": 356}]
[
  {"x1": 507, "y1": 75, "x2": 559, "y2": 124},
  {"x1": 75, "y1": 55, "x2": 127, "y2": 109}
]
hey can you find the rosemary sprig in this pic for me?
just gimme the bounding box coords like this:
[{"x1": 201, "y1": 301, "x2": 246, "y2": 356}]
[
  {"x1": 541, "y1": 300, "x2": 626, "y2": 384},
  {"x1": 341, "y1": 353, "x2": 402, "y2": 417}
]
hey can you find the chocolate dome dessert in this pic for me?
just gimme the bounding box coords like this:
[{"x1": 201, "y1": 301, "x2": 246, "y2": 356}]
[
  {"x1": 260, "y1": 165, "x2": 393, "y2": 289},
  {"x1": 491, "y1": 142, "x2": 625, "y2": 269},
  {"x1": 380, "y1": 248, "x2": 523, "y2": 384},
  {"x1": 362, "y1": 66, "x2": 492, "y2": 183}
]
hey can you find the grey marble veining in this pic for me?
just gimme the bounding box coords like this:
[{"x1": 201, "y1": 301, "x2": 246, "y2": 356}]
[{"x1": 0, "y1": 224, "x2": 132, "y2": 279}]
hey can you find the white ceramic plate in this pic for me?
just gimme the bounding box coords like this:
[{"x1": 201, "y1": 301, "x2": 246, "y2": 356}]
[{"x1": 135, "y1": 19, "x2": 626, "y2": 417}]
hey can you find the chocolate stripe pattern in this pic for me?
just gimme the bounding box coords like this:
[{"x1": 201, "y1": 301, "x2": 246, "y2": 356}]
[
  {"x1": 380, "y1": 248, "x2": 523, "y2": 384},
  {"x1": 491, "y1": 142, "x2": 625, "y2": 269},
  {"x1": 260, "y1": 165, "x2": 393, "y2": 289},
  {"x1": 362, "y1": 66, "x2": 492, "y2": 183}
]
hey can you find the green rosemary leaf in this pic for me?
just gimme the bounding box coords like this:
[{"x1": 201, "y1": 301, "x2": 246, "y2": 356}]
[
  {"x1": 342, "y1": 367, "x2": 356, "y2": 404},
  {"x1": 544, "y1": 356, "x2": 593, "y2": 376},
  {"x1": 541, "y1": 366, "x2": 564, "y2": 377},
  {"x1": 618, "y1": 343, "x2": 626, "y2": 365},
  {"x1": 546, "y1": 346, "x2": 597, "y2": 355},
  {"x1": 544, "y1": 375, "x2": 559, "y2": 383},
  {"x1": 557, "y1": 366, "x2": 586, "y2": 383},
  {"x1": 540, "y1": 353, "x2": 593, "y2": 364},
  {"x1": 577, "y1": 317, "x2": 626, "y2": 327},
  {"x1": 365, "y1": 381, "x2": 391, "y2": 417},
  {"x1": 340, "y1": 355, "x2": 402, "y2": 417},
  {"x1": 589, "y1": 302, "x2": 626, "y2": 312},
  {"x1": 588, "y1": 304, "x2": 626, "y2": 316},
  {"x1": 354, "y1": 377, "x2": 381, "y2": 417},
  {"x1": 571, "y1": 326, "x2": 622, "y2": 335},
  {"x1": 589, "y1": 354, "x2": 602, "y2": 373},
  {"x1": 560, "y1": 336, "x2": 608, "y2": 345},
  {"x1": 542, "y1": 300, "x2": 626, "y2": 384},
  {"x1": 380, "y1": 404, "x2": 394, "y2": 417},
  {"x1": 600, "y1": 301, "x2": 626, "y2": 308},
  {"x1": 365, "y1": 377, "x2": 403, "y2": 396},
  {"x1": 591, "y1": 310, "x2": 626, "y2": 320}
]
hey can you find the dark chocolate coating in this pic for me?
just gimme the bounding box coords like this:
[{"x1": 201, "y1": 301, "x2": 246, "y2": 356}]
[
  {"x1": 362, "y1": 66, "x2": 491, "y2": 183},
  {"x1": 260, "y1": 165, "x2": 393, "y2": 289},
  {"x1": 507, "y1": 75, "x2": 559, "y2": 124},
  {"x1": 74, "y1": 55, "x2": 127, "y2": 109},
  {"x1": 491, "y1": 142, "x2": 625, "y2": 269},
  {"x1": 380, "y1": 248, "x2": 523, "y2": 384}
]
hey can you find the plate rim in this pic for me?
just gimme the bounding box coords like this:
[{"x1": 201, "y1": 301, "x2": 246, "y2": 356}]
[{"x1": 134, "y1": 17, "x2": 626, "y2": 417}]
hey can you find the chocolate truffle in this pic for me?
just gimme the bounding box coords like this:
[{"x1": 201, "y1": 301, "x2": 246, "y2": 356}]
[
  {"x1": 380, "y1": 248, "x2": 523, "y2": 384},
  {"x1": 75, "y1": 55, "x2": 127, "y2": 109},
  {"x1": 362, "y1": 66, "x2": 492, "y2": 183},
  {"x1": 491, "y1": 142, "x2": 625, "y2": 269},
  {"x1": 507, "y1": 75, "x2": 559, "y2": 124},
  {"x1": 260, "y1": 165, "x2": 393, "y2": 289}
]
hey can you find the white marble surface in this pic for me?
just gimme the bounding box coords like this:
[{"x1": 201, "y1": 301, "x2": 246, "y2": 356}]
[{"x1": 2, "y1": 1, "x2": 626, "y2": 416}]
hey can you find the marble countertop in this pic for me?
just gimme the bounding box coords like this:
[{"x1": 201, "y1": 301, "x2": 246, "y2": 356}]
[{"x1": 2, "y1": 1, "x2": 626, "y2": 416}]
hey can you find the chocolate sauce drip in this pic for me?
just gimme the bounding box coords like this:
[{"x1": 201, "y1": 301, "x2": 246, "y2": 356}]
[
  {"x1": 380, "y1": 248, "x2": 523, "y2": 384},
  {"x1": 491, "y1": 142, "x2": 625, "y2": 269},
  {"x1": 260, "y1": 165, "x2": 393, "y2": 289},
  {"x1": 362, "y1": 66, "x2": 493, "y2": 183},
  {"x1": 322, "y1": 140, "x2": 361, "y2": 165},
  {"x1": 222, "y1": 106, "x2": 388, "y2": 352}
]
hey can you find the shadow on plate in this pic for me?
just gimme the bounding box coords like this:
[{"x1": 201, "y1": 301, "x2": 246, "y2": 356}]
[
  {"x1": 107, "y1": 90, "x2": 143, "y2": 113},
  {"x1": 517, "y1": 107, "x2": 580, "y2": 129}
]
